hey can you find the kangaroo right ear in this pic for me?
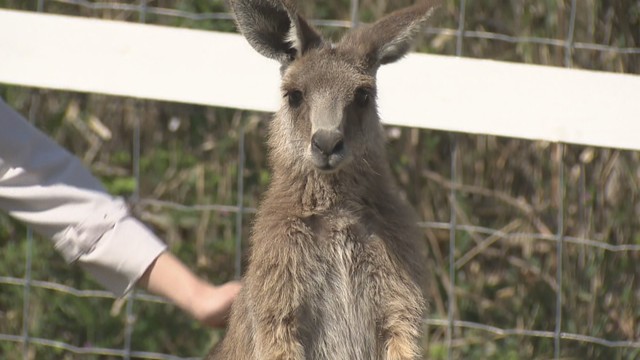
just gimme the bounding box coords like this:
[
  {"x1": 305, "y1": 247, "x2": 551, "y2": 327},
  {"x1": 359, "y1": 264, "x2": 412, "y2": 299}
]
[
  {"x1": 229, "y1": 0, "x2": 323, "y2": 65},
  {"x1": 339, "y1": 0, "x2": 439, "y2": 71}
]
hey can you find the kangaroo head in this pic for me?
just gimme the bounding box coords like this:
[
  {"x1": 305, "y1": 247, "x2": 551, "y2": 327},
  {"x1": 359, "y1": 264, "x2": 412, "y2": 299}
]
[{"x1": 231, "y1": 0, "x2": 437, "y2": 174}]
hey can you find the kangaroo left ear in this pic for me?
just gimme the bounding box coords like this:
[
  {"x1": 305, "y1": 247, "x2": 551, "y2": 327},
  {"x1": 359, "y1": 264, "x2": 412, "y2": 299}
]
[
  {"x1": 339, "y1": 0, "x2": 439, "y2": 70},
  {"x1": 230, "y1": 0, "x2": 323, "y2": 65}
]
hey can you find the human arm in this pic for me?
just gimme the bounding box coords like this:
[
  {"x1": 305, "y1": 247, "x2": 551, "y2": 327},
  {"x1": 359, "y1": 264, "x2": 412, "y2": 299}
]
[
  {"x1": 0, "y1": 97, "x2": 166, "y2": 295},
  {"x1": 0, "y1": 98, "x2": 239, "y2": 326}
]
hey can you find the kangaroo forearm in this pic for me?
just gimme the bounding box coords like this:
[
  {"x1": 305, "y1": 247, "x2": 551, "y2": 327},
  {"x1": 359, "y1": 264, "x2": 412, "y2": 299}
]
[{"x1": 381, "y1": 280, "x2": 425, "y2": 360}]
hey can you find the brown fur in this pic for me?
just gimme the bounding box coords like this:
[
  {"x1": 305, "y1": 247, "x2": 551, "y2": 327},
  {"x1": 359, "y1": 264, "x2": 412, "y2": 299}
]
[{"x1": 207, "y1": 1, "x2": 437, "y2": 359}]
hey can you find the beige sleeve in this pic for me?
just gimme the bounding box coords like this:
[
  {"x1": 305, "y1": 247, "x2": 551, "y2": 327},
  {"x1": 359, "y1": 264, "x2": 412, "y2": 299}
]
[{"x1": 0, "y1": 97, "x2": 166, "y2": 296}]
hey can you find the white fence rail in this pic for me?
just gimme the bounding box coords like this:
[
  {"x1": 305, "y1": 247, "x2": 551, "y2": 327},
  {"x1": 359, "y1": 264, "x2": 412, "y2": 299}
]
[{"x1": 1, "y1": 9, "x2": 639, "y2": 150}]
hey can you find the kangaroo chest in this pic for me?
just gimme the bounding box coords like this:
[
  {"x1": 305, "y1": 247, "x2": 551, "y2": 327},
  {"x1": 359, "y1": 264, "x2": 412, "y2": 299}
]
[{"x1": 297, "y1": 211, "x2": 390, "y2": 359}]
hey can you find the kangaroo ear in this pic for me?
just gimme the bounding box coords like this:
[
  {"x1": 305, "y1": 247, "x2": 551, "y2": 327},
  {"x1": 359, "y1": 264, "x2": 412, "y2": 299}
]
[
  {"x1": 230, "y1": 0, "x2": 323, "y2": 65},
  {"x1": 340, "y1": 0, "x2": 439, "y2": 70}
]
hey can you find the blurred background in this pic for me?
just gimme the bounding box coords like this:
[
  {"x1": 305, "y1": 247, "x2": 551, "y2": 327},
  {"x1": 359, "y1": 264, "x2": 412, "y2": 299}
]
[{"x1": 0, "y1": 0, "x2": 639, "y2": 359}]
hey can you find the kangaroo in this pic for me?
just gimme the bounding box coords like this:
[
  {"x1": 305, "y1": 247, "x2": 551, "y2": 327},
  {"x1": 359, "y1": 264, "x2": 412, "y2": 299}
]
[{"x1": 208, "y1": 1, "x2": 436, "y2": 359}]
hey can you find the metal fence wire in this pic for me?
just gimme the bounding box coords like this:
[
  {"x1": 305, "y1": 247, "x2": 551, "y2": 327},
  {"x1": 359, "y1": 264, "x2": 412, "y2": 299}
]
[{"x1": 1, "y1": 0, "x2": 640, "y2": 359}]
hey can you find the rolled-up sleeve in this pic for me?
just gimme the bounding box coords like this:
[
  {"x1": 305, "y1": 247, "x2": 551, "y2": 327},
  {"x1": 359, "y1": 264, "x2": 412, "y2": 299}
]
[{"x1": 0, "y1": 98, "x2": 166, "y2": 296}]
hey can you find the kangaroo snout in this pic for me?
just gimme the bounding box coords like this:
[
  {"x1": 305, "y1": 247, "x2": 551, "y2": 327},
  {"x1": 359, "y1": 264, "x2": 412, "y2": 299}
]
[
  {"x1": 312, "y1": 130, "x2": 344, "y2": 156},
  {"x1": 311, "y1": 130, "x2": 347, "y2": 170}
]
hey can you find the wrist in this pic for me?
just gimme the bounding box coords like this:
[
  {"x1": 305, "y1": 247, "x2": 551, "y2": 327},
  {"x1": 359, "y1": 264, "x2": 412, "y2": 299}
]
[
  {"x1": 184, "y1": 278, "x2": 211, "y2": 321},
  {"x1": 138, "y1": 252, "x2": 202, "y2": 314}
]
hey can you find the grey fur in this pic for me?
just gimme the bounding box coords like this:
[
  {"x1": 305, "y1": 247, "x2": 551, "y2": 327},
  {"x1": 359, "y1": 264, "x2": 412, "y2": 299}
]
[{"x1": 208, "y1": 1, "x2": 438, "y2": 359}]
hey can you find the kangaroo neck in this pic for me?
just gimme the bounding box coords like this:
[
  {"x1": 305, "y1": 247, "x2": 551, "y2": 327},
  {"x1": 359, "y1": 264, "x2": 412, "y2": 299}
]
[{"x1": 269, "y1": 161, "x2": 391, "y2": 214}]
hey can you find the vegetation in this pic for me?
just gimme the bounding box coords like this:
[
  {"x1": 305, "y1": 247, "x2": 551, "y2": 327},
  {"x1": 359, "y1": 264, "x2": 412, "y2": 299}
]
[{"x1": 0, "y1": 0, "x2": 638, "y2": 359}]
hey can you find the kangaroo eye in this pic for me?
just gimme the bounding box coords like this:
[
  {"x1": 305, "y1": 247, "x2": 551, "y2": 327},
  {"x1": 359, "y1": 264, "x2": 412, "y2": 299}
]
[
  {"x1": 287, "y1": 90, "x2": 304, "y2": 108},
  {"x1": 354, "y1": 88, "x2": 370, "y2": 107}
]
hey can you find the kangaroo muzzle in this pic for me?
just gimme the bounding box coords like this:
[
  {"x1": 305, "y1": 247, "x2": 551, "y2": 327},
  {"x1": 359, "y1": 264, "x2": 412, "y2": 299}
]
[{"x1": 310, "y1": 129, "x2": 347, "y2": 171}]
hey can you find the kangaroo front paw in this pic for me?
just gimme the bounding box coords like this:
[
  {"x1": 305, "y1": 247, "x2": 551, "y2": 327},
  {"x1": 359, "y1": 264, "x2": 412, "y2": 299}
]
[{"x1": 386, "y1": 336, "x2": 420, "y2": 360}]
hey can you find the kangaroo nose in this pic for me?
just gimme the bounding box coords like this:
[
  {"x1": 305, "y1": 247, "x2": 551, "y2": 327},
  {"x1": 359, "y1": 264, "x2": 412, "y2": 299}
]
[{"x1": 312, "y1": 130, "x2": 344, "y2": 157}]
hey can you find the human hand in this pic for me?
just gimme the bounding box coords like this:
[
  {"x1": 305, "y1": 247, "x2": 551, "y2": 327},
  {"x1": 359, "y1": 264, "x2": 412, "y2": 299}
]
[
  {"x1": 138, "y1": 252, "x2": 242, "y2": 328},
  {"x1": 189, "y1": 280, "x2": 242, "y2": 328}
]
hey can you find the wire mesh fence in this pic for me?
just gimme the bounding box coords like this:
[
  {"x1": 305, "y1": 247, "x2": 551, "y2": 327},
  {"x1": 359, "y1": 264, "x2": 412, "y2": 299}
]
[{"x1": 0, "y1": 0, "x2": 639, "y2": 359}]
